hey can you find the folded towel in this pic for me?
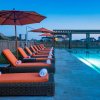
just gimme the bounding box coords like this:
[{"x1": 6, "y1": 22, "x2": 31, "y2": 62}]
[
  {"x1": 27, "y1": 56, "x2": 31, "y2": 58},
  {"x1": 46, "y1": 59, "x2": 51, "y2": 64},
  {"x1": 16, "y1": 60, "x2": 22, "y2": 64},
  {"x1": 39, "y1": 68, "x2": 48, "y2": 77},
  {"x1": 49, "y1": 50, "x2": 53, "y2": 55}
]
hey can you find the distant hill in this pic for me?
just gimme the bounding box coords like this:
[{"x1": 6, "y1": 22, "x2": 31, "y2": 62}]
[
  {"x1": 0, "y1": 33, "x2": 19, "y2": 40},
  {"x1": 0, "y1": 33, "x2": 9, "y2": 40},
  {"x1": 8, "y1": 36, "x2": 20, "y2": 40}
]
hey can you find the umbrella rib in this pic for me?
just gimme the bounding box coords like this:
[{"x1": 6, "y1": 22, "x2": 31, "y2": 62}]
[
  {"x1": 1, "y1": 12, "x2": 13, "y2": 25},
  {"x1": 0, "y1": 11, "x2": 11, "y2": 17},
  {"x1": 14, "y1": 12, "x2": 23, "y2": 25}
]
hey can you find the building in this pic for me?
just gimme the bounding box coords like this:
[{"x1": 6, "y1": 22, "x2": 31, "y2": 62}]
[{"x1": 80, "y1": 37, "x2": 96, "y2": 42}]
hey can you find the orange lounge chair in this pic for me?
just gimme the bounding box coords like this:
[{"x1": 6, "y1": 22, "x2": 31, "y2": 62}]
[
  {"x1": 30, "y1": 45, "x2": 50, "y2": 55},
  {"x1": 0, "y1": 73, "x2": 48, "y2": 83},
  {"x1": 33, "y1": 45, "x2": 51, "y2": 52},
  {"x1": 35, "y1": 44, "x2": 54, "y2": 57},
  {"x1": 18, "y1": 47, "x2": 54, "y2": 63},
  {"x1": 0, "y1": 72, "x2": 54, "y2": 96},
  {"x1": 40, "y1": 44, "x2": 52, "y2": 50},
  {"x1": 1, "y1": 49, "x2": 55, "y2": 73},
  {"x1": 25, "y1": 47, "x2": 52, "y2": 58}
]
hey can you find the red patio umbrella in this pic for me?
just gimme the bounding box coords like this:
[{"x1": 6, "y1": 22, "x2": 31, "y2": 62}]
[
  {"x1": 0, "y1": 9, "x2": 46, "y2": 57},
  {"x1": 29, "y1": 27, "x2": 55, "y2": 46},
  {"x1": 39, "y1": 33, "x2": 53, "y2": 37},
  {"x1": 29, "y1": 27, "x2": 53, "y2": 33}
]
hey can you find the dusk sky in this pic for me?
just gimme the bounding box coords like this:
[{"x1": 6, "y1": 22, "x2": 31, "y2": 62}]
[{"x1": 0, "y1": 0, "x2": 100, "y2": 40}]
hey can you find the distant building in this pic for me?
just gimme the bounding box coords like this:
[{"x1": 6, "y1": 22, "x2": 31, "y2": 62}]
[
  {"x1": 80, "y1": 37, "x2": 96, "y2": 42},
  {"x1": 54, "y1": 35, "x2": 68, "y2": 42},
  {"x1": 41, "y1": 37, "x2": 53, "y2": 42}
]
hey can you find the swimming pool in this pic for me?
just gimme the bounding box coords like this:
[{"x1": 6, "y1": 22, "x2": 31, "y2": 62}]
[{"x1": 69, "y1": 49, "x2": 100, "y2": 73}]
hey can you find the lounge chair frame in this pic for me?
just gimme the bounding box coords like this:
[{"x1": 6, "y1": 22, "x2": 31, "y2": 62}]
[
  {"x1": 0, "y1": 63, "x2": 55, "y2": 73},
  {"x1": 0, "y1": 74, "x2": 55, "y2": 96},
  {"x1": 1, "y1": 53, "x2": 55, "y2": 73}
]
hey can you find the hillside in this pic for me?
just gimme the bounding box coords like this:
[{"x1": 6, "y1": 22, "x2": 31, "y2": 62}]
[
  {"x1": 0, "y1": 33, "x2": 9, "y2": 40},
  {"x1": 0, "y1": 33, "x2": 19, "y2": 40}
]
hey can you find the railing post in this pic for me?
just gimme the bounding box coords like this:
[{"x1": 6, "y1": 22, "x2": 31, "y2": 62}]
[{"x1": 86, "y1": 33, "x2": 90, "y2": 49}]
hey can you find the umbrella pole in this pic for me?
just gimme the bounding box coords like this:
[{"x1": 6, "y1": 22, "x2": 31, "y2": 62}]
[
  {"x1": 53, "y1": 33, "x2": 55, "y2": 47},
  {"x1": 14, "y1": 24, "x2": 18, "y2": 58}
]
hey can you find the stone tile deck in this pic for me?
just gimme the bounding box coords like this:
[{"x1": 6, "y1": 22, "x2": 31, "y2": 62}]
[{"x1": 0, "y1": 49, "x2": 100, "y2": 100}]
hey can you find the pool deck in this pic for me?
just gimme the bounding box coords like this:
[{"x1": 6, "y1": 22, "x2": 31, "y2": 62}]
[{"x1": 0, "y1": 49, "x2": 100, "y2": 100}]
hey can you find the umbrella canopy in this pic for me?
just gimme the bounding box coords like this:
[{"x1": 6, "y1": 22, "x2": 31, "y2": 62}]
[
  {"x1": 0, "y1": 10, "x2": 46, "y2": 25},
  {"x1": 0, "y1": 9, "x2": 46, "y2": 57},
  {"x1": 39, "y1": 33, "x2": 53, "y2": 37},
  {"x1": 29, "y1": 27, "x2": 53, "y2": 33}
]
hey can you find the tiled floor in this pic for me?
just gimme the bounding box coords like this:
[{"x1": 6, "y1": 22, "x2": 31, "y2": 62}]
[{"x1": 0, "y1": 49, "x2": 100, "y2": 100}]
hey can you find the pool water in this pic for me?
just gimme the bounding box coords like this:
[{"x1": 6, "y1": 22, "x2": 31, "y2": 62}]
[{"x1": 69, "y1": 49, "x2": 100, "y2": 73}]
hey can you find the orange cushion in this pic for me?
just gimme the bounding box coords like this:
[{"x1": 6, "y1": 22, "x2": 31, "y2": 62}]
[
  {"x1": 2, "y1": 49, "x2": 18, "y2": 66},
  {"x1": 16, "y1": 62, "x2": 51, "y2": 67},
  {"x1": 32, "y1": 54, "x2": 48, "y2": 57},
  {"x1": 25, "y1": 47, "x2": 32, "y2": 55},
  {"x1": 36, "y1": 58, "x2": 52, "y2": 60},
  {"x1": 0, "y1": 73, "x2": 48, "y2": 83},
  {"x1": 18, "y1": 47, "x2": 28, "y2": 58},
  {"x1": 30, "y1": 46, "x2": 37, "y2": 53},
  {"x1": 39, "y1": 50, "x2": 50, "y2": 52},
  {"x1": 33, "y1": 45, "x2": 39, "y2": 52},
  {"x1": 37, "y1": 53, "x2": 49, "y2": 55}
]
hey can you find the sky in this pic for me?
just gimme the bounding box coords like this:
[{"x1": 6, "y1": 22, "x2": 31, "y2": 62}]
[{"x1": 0, "y1": 0, "x2": 100, "y2": 40}]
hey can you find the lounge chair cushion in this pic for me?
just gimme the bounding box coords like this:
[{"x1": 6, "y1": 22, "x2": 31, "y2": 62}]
[
  {"x1": 2, "y1": 49, "x2": 18, "y2": 66},
  {"x1": 30, "y1": 45, "x2": 37, "y2": 53},
  {"x1": 16, "y1": 62, "x2": 51, "y2": 67},
  {"x1": 25, "y1": 47, "x2": 32, "y2": 55},
  {"x1": 2, "y1": 49, "x2": 51, "y2": 68},
  {"x1": 32, "y1": 54, "x2": 49, "y2": 57},
  {"x1": 18, "y1": 47, "x2": 29, "y2": 58},
  {"x1": 0, "y1": 73, "x2": 48, "y2": 83},
  {"x1": 36, "y1": 58, "x2": 52, "y2": 60}
]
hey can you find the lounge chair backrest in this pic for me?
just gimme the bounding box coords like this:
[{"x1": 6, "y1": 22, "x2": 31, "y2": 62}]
[
  {"x1": 30, "y1": 46, "x2": 36, "y2": 53},
  {"x1": 39, "y1": 45, "x2": 43, "y2": 49},
  {"x1": 33, "y1": 45, "x2": 39, "y2": 52},
  {"x1": 36, "y1": 45, "x2": 41, "y2": 50},
  {"x1": 40, "y1": 44, "x2": 44, "y2": 48},
  {"x1": 25, "y1": 47, "x2": 32, "y2": 55},
  {"x1": 2, "y1": 49, "x2": 18, "y2": 67},
  {"x1": 18, "y1": 47, "x2": 28, "y2": 58}
]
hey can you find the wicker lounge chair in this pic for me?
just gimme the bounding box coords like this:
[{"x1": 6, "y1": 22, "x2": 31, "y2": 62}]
[
  {"x1": 33, "y1": 45, "x2": 51, "y2": 52},
  {"x1": 33, "y1": 44, "x2": 54, "y2": 55},
  {"x1": 30, "y1": 45, "x2": 50, "y2": 55},
  {"x1": 39, "y1": 44, "x2": 52, "y2": 50},
  {"x1": 18, "y1": 47, "x2": 55, "y2": 63},
  {"x1": 25, "y1": 47, "x2": 54, "y2": 58},
  {"x1": 1, "y1": 49, "x2": 55, "y2": 73},
  {"x1": 0, "y1": 73, "x2": 55, "y2": 96}
]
